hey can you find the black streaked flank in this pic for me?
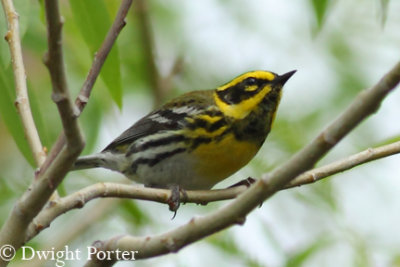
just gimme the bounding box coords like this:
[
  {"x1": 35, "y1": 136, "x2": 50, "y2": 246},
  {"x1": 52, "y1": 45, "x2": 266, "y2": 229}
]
[
  {"x1": 130, "y1": 147, "x2": 186, "y2": 173},
  {"x1": 189, "y1": 136, "x2": 212, "y2": 150},
  {"x1": 127, "y1": 134, "x2": 186, "y2": 156},
  {"x1": 208, "y1": 117, "x2": 226, "y2": 132}
]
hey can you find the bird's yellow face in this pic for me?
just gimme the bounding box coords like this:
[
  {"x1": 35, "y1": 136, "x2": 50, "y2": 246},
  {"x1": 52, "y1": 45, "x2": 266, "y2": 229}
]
[{"x1": 213, "y1": 71, "x2": 278, "y2": 120}]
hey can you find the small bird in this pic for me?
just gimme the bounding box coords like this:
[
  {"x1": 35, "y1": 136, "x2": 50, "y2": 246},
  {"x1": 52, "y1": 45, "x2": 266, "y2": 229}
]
[{"x1": 73, "y1": 70, "x2": 295, "y2": 212}]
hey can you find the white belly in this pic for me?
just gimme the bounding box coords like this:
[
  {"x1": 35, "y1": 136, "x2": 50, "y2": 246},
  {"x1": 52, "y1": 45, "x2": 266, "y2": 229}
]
[{"x1": 127, "y1": 151, "x2": 215, "y2": 190}]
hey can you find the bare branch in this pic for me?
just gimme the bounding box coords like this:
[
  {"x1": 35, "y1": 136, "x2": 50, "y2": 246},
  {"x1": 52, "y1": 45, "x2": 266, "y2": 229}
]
[
  {"x1": 1, "y1": 0, "x2": 46, "y2": 166},
  {"x1": 43, "y1": 0, "x2": 83, "y2": 147},
  {"x1": 84, "y1": 61, "x2": 400, "y2": 265},
  {"x1": 285, "y1": 140, "x2": 400, "y2": 188},
  {"x1": 76, "y1": 0, "x2": 132, "y2": 112}
]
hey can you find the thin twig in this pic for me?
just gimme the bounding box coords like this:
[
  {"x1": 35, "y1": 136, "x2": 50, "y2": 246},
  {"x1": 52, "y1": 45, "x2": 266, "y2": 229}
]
[
  {"x1": 1, "y1": 0, "x2": 46, "y2": 166},
  {"x1": 83, "y1": 61, "x2": 400, "y2": 266},
  {"x1": 285, "y1": 140, "x2": 400, "y2": 188},
  {"x1": 76, "y1": 0, "x2": 132, "y2": 112},
  {"x1": 25, "y1": 139, "x2": 400, "y2": 242}
]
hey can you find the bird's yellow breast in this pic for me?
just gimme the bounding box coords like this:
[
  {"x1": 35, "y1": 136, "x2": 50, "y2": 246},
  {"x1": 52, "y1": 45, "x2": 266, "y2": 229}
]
[{"x1": 192, "y1": 133, "x2": 259, "y2": 185}]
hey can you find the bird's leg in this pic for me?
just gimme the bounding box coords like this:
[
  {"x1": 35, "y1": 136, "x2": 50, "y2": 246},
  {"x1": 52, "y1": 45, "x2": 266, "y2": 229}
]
[{"x1": 167, "y1": 184, "x2": 184, "y2": 219}]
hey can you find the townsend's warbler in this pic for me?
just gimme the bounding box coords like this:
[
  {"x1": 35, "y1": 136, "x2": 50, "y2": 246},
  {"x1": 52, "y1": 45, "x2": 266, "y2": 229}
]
[{"x1": 73, "y1": 70, "x2": 295, "y2": 210}]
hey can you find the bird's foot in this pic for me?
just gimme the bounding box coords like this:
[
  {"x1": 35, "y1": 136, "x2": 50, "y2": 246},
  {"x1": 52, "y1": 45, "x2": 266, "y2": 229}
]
[{"x1": 167, "y1": 185, "x2": 187, "y2": 219}]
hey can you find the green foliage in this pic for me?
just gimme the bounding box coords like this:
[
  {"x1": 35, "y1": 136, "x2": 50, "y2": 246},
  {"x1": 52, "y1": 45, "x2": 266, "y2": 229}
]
[
  {"x1": 119, "y1": 200, "x2": 150, "y2": 227},
  {"x1": 79, "y1": 97, "x2": 102, "y2": 154},
  {"x1": 285, "y1": 237, "x2": 331, "y2": 267},
  {"x1": 294, "y1": 180, "x2": 337, "y2": 212},
  {"x1": 69, "y1": 0, "x2": 123, "y2": 108},
  {"x1": 309, "y1": 0, "x2": 331, "y2": 33},
  {"x1": 208, "y1": 234, "x2": 264, "y2": 267}
]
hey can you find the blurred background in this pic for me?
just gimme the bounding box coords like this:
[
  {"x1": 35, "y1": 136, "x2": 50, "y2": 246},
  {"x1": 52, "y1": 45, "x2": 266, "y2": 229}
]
[{"x1": 1, "y1": 0, "x2": 400, "y2": 266}]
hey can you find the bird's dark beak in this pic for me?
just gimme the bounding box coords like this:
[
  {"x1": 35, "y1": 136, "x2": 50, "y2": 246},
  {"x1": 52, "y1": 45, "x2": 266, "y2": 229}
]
[{"x1": 274, "y1": 70, "x2": 297, "y2": 85}]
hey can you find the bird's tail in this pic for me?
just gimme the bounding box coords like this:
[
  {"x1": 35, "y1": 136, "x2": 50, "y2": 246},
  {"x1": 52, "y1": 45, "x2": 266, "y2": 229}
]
[{"x1": 72, "y1": 153, "x2": 107, "y2": 171}]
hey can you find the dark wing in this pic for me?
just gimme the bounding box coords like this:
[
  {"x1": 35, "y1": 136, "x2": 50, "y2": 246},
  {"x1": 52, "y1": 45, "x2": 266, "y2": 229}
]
[{"x1": 102, "y1": 90, "x2": 214, "y2": 153}]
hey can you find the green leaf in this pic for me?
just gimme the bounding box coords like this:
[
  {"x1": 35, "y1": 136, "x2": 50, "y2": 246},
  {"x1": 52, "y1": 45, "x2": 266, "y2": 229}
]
[
  {"x1": 285, "y1": 237, "x2": 330, "y2": 267},
  {"x1": 309, "y1": 0, "x2": 330, "y2": 33},
  {"x1": 69, "y1": 0, "x2": 122, "y2": 108},
  {"x1": 208, "y1": 234, "x2": 263, "y2": 267},
  {"x1": 80, "y1": 97, "x2": 103, "y2": 154},
  {"x1": 0, "y1": 66, "x2": 35, "y2": 166},
  {"x1": 28, "y1": 81, "x2": 54, "y2": 149},
  {"x1": 119, "y1": 200, "x2": 150, "y2": 226},
  {"x1": 14, "y1": 0, "x2": 32, "y2": 38}
]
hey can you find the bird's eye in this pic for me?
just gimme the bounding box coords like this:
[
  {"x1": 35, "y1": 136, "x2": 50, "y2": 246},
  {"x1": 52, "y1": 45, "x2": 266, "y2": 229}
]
[{"x1": 245, "y1": 77, "x2": 257, "y2": 86}]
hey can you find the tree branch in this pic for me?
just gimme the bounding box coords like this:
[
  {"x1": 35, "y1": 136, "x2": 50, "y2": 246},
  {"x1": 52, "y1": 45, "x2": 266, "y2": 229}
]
[
  {"x1": 43, "y1": 0, "x2": 83, "y2": 148},
  {"x1": 1, "y1": 0, "x2": 46, "y2": 166},
  {"x1": 285, "y1": 140, "x2": 400, "y2": 188},
  {"x1": 24, "y1": 139, "x2": 400, "y2": 243},
  {"x1": 83, "y1": 61, "x2": 400, "y2": 266}
]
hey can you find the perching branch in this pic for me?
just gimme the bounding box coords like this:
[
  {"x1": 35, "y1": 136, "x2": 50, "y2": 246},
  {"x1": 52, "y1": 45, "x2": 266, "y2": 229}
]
[
  {"x1": 83, "y1": 61, "x2": 400, "y2": 266},
  {"x1": 0, "y1": 0, "x2": 46, "y2": 166},
  {"x1": 24, "y1": 139, "x2": 400, "y2": 242}
]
